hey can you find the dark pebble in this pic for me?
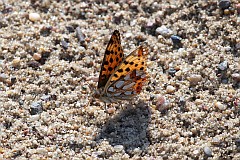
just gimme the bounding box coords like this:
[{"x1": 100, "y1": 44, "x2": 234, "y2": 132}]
[
  {"x1": 61, "y1": 39, "x2": 69, "y2": 49},
  {"x1": 40, "y1": 26, "x2": 52, "y2": 37},
  {"x1": 168, "y1": 68, "x2": 176, "y2": 76},
  {"x1": 27, "y1": 61, "x2": 40, "y2": 69},
  {"x1": 219, "y1": 0, "x2": 231, "y2": 10},
  {"x1": 66, "y1": 25, "x2": 75, "y2": 33},
  {"x1": 171, "y1": 35, "x2": 182, "y2": 44},
  {"x1": 30, "y1": 101, "x2": 43, "y2": 115}
]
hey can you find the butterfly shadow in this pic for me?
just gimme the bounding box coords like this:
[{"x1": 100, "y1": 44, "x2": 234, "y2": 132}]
[{"x1": 94, "y1": 100, "x2": 151, "y2": 156}]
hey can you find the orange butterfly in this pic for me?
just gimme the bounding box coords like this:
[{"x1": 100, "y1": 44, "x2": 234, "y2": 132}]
[{"x1": 94, "y1": 30, "x2": 148, "y2": 103}]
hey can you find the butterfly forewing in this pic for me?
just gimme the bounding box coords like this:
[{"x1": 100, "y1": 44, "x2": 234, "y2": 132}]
[{"x1": 97, "y1": 30, "x2": 124, "y2": 89}]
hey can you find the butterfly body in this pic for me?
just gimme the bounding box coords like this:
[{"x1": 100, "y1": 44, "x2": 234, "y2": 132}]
[{"x1": 94, "y1": 30, "x2": 148, "y2": 103}]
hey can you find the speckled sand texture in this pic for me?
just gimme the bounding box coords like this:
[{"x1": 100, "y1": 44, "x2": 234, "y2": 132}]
[{"x1": 0, "y1": 0, "x2": 240, "y2": 159}]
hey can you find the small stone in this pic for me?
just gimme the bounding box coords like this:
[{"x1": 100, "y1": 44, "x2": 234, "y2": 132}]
[
  {"x1": 168, "y1": 68, "x2": 176, "y2": 76},
  {"x1": 12, "y1": 57, "x2": 21, "y2": 67},
  {"x1": 0, "y1": 73, "x2": 8, "y2": 82},
  {"x1": 203, "y1": 146, "x2": 212, "y2": 157},
  {"x1": 219, "y1": 0, "x2": 231, "y2": 10},
  {"x1": 171, "y1": 35, "x2": 182, "y2": 44},
  {"x1": 76, "y1": 27, "x2": 86, "y2": 43},
  {"x1": 166, "y1": 85, "x2": 176, "y2": 94},
  {"x1": 40, "y1": 26, "x2": 52, "y2": 37},
  {"x1": 212, "y1": 137, "x2": 221, "y2": 145},
  {"x1": 61, "y1": 39, "x2": 68, "y2": 49},
  {"x1": 27, "y1": 61, "x2": 40, "y2": 68},
  {"x1": 29, "y1": 13, "x2": 41, "y2": 22},
  {"x1": 28, "y1": 115, "x2": 40, "y2": 122},
  {"x1": 195, "y1": 99, "x2": 203, "y2": 105},
  {"x1": 125, "y1": 32, "x2": 133, "y2": 38},
  {"x1": 156, "y1": 95, "x2": 170, "y2": 112},
  {"x1": 41, "y1": 95, "x2": 51, "y2": 101},
  {"x1": 218, "y1": 61, "x2": 228, "y2": 71},
  {"x1": 107, "y1": 107, "x2": 116, "y2": 114},
  {"x1": 187, "y1": 74, "x2": 202, "y2": 84},
  {"x1": 33, "y1": 53, "x2": 42, "y2": 61},
  {"x1": 155, "y1": 25, "x2": 173, "y2": 37},
  {"x1": 175, "y1": 70, "x2": 182, "y2": 77},
  {"x1": 114, "y1": 145, "x2": 124, "y2": 152},
  {"x1": 215, "y1": 101, "x2": 227, "y2": 110},
  {"x1": 232, "y1": 73, "x2": 240, "y2": 82},
  {"x1": 30, "y1": 101, "x2": 43, "y2": 115},
  {"x1": 223, "y1": 9, "x2": 231, "y2": 15}
]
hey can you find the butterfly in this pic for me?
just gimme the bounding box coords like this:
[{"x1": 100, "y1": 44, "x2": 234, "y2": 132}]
[{"x1": 94, "y1": 30, "x2": 148, "y2": 103}]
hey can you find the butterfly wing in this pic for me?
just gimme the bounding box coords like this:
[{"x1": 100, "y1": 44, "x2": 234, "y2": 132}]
[
  {"x1": 104, "y1": 46, "x2": 148, "y2": 99},
  {"x1": 97, "y1": 30, "x2": 124, "y2": 89}
]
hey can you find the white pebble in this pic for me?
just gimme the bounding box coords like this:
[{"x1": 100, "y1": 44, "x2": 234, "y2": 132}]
[
  {"x1": 187, "y1": 74, "x2": 202, "y2": 84},
  {"x1": 33, "y1": 53, "x2": 42, "y2": 60},
  {"x1": 155, "y1": 25, "x2": 173, "y2": 37},
  {"x1": 29, "y1": 13, "x2": 41, "y2": 22},
  {"x1": 203, "y1": 146, "x2": 212, "y2": 157},
  {"x1": 28, "y1": 115, "x2": 40, "y2": 122},
  {"x1": 114, "y1": 145, "x2": 124, "y2": 152},
  {"x1": 166, "y1": 85, "x2": 176, "y2": 94},
  {"x1": 215, "y1": 101, "x2": 227, "y2": 110}
]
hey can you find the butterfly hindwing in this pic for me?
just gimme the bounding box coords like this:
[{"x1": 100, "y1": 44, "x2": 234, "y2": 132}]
[
  {"x1": 97, "y1": 30, "x2": 124, "y2": 89},
  {"x1": 105, "y1": 46, "x2": 148, "y2": 99}
]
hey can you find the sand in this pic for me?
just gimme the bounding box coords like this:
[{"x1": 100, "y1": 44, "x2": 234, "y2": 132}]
[{"x1": 0, "y1": 0, "x2": 239, "y2": 159}]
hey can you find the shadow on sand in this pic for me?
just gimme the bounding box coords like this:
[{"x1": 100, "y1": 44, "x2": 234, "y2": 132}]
[{"x1": 94, "y1": 100, "x2": 151, "y2": 155}]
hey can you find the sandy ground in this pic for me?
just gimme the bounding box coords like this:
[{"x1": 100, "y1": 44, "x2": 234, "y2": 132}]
[{"x1": 0, "y1": 0, "x2": 239, "y2": 159}]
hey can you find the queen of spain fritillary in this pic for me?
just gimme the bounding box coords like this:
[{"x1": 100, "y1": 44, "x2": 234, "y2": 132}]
[{"x1": 94, "y1": 30, "x2": 148, "y2": 103}]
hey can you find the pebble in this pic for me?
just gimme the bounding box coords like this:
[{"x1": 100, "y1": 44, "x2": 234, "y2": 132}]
[
  {"x1": 212, "y1": 137, "x2": 221, "y2": 145},
  {"x1": 41, "y1": 95, "x2": 51, "y2": 101},
  {"x1": 28, "y1": 115, "x2": 40, "y2": 122},
  {"x1": 33, "y1": 53, "x2": 42, "y2": 61},
  {"x1": 61, "y1": 39, "x2": 68, "y2": 49},
  {"x1": 125, "y1": 32, "x2": 133, "y2": 38},
  {"x1": 156, "y1": 95, "x2": 170, "y2": 112},
  {"x1": 0, "y1": 73, "x2": 8, "y2": 82},
  {"x1": 113, "y1": 145, "x2": 124, "y2": 152},
  {"x1": 168, "y1": 68, "x2": 176, "y2": 76},
  {"x1": 219, "y1": 0, "x2": 231, "y2": 10},
  {"x1": 12, "y1": 57, "x2": 21, "y2": 67},
  {"x1": 232, "y1": 73, "x2": 240, "y2": 82},
  {"x1": 171, "y1": 35, "x2": 182, "y2": 44},
  {"x1": 76, "y1": 27, "x2": 86, "y2": 45},
  {"x1": 30, "y1": 101, "x2": 43, "y2": 115},
  {"x1": 107, "y1": 107, "x2": 116, "y2": 114},
  {"x1": 29, "y1": 13, "x2": 41, "y2": 22},
  {"x1": 195, "y1": 99, "x2": 203, "y2": 105},
  {"x1": 214, "y1": 101, "x2": 227, "y2": 110},
  {"x1": 166, "y1": 85, "x2": 176, "y2": 94},
  {"x1": 203, "y1": 146, "x2": 212, "y2": 157},
  {"x1": 187, "y1": 74, "x2": 202, "y2": 84},
  {"x1": 155, "y1": 25, "x2": 173, "y2": 37},
  {"x1": 218, "y1": 61, "x2": 228, "y2": 71}
]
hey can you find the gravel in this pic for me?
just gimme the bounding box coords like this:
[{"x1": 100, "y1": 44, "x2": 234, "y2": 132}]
[{"x1": 0, "y1": 0, "x2": 239, "y2": 159}]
